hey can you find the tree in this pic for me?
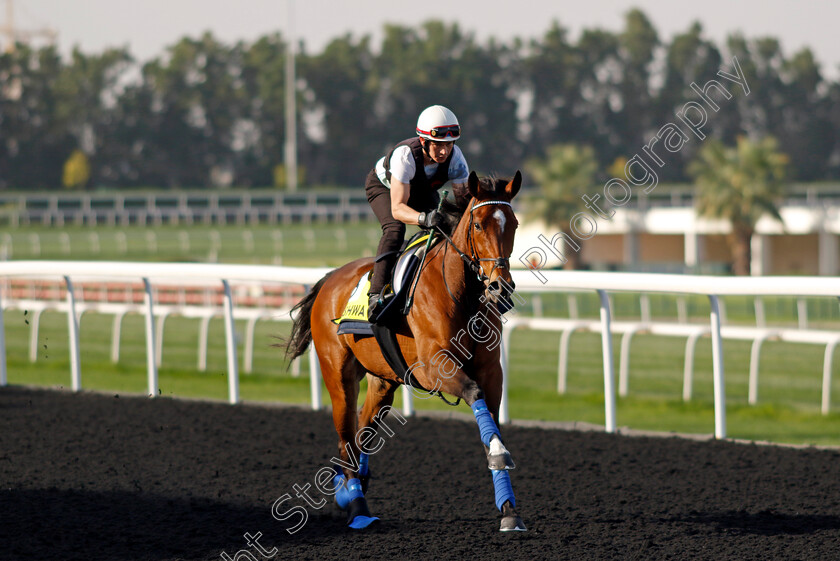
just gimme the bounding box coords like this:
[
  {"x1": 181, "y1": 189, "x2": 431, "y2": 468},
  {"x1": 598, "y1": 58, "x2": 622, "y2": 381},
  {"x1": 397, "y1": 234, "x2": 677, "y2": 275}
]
[
  {"x1": 373, "y1": 21, "x2": 519, "y2": 175},
  {"x1": 525, "y1": 144, "x2": 598, "y2": 270},
  {"x1": 572, "y1": 28, "x2": 622, "y2": 164},
  {"x1": 654, "y1": 22, "x2": 734, "y2": 180},
  {"x1": 521, "y1": 21, "x2": 585, "y2": 156},
  {"x1": 240, "y1": 33, "x2": 289, "y2": 186},
  {"x1": 55, "y1": 47, "x2": 134, "y2": 187},
  {"x1": 140, "y1": 32, "x2": 249, "y2": 187},
  {"x1": 62, "y1": 149, "x2": 90, "y2": 189},
  {"x1": 0, "y1": 44, "x2": 75, "y2": 189},
  {"x1": 299, "y1": 33, "x2": 378, "y2": 185},
  {"x1": 688, "y1": 136, "x2": 788, "y2": 275},
  {"x1": 614, "y1": 9, "x2": 659, "y2": 152},
  {"x1": 777, "y1": 48, "x2": 834, "y2": 180}
]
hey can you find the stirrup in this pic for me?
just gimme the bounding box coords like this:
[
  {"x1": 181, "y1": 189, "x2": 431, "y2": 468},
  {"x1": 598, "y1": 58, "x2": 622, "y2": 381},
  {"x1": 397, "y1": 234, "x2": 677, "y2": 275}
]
[{"x1": 368, "y1": 290, "x2": 394, "y2": 322}]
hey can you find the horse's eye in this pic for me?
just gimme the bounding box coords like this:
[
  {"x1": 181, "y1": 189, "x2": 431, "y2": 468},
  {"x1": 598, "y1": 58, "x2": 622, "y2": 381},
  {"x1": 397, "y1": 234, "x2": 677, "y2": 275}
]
[{"x1": 474, "y1": 223, "x2": 482, "y2": 231}]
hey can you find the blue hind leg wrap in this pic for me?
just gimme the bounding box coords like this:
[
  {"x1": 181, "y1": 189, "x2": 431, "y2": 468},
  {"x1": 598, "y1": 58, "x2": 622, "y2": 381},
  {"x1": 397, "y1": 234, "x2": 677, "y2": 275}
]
[
  {"x1": 471, "y1": 399, "x2": 501, "y2": 446},
  {"x1": 359, "y1": 452, "x2": 370, "y2": 477},
  {"x1": 334, "y1": 475, "x2": 365, "y2": 510},
  {"x1": 492, "y1": 469, "x2": 516, "y2": 511}
]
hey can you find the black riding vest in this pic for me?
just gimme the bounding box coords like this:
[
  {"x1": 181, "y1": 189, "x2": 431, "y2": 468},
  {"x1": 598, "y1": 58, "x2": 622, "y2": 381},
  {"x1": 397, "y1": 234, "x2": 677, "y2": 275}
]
[{"x1": 382, "y1": 137, "x2": 455, "y2": 193}]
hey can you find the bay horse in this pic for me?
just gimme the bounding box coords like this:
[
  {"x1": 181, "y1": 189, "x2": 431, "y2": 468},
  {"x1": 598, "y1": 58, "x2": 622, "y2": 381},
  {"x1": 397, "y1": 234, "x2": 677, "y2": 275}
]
[{"x1": 284, "y1": 171, "x2": 526, "y2": 531}]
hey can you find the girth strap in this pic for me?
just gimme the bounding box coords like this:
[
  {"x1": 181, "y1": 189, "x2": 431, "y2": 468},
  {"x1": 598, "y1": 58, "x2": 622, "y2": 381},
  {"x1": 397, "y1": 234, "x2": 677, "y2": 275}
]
[{"x1": 370, "y1": 323, "x2": 460, "y2": 407}]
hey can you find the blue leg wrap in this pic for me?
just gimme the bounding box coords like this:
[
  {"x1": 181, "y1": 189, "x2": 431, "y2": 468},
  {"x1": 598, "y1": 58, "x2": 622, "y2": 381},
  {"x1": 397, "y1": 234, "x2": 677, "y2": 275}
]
[
  {"x1": 492, "y1": 469, "x2": 516, "y2": 511},
  {"x1": 359, "y1": 452, "x2": 370, "y2": 477},
  {"x1": 333, "y1": 472, "x2": 349, "y2": 509},
  {"x1": 471, "y1": 399, "x2": 501, "y2": 446},
  {"x1": 334, "y1": 475, "x2": 365, "y2": 510}
]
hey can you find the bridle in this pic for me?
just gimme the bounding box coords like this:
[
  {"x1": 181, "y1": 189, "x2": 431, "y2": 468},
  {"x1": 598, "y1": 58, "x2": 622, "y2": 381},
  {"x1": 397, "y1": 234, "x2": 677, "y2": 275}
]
[
  {"x1": 467, "y1": 200, "x2": 513, "y2": 281},
  {"x1": 433, "y1": 199, "x2": 514, "y2": 303}
]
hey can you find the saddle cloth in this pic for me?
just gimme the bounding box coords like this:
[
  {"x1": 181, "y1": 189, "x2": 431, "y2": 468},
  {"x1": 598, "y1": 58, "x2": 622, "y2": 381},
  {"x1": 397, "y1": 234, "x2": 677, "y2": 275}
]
[{"x1": 333, "y1": 232, "x2": 434, "y2": 335}]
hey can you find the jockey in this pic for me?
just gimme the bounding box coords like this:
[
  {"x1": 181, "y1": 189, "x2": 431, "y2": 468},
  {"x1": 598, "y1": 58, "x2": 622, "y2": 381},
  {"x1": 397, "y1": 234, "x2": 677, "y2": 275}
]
[{"x1": 365, "y1": 104, "x2": 470, "y2": 321}]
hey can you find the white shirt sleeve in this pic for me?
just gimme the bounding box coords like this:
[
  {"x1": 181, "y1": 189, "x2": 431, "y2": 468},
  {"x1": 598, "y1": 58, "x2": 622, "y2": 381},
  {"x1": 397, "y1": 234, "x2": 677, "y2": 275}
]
[
  {"x1": 374, "y1": 143, "x2": 469, "y2": 187},
  {"x1": 448, "y1": 146, "x2": 469, "y2": 183},
  {"x1": 387, "y1": 145, "x2": 416, "y2": 184}
]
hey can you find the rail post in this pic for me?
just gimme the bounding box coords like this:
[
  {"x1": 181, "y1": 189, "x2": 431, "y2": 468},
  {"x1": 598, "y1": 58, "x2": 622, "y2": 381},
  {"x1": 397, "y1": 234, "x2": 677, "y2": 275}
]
[
  {"x1": 142, "y1": 278, "x2": 158, "y2": 397},
  {"x1": 708, "y1": 295, "x2": 727, "y2": 439},
  {"x1": 65, "y1": 276, "x2": 82, "y2": 391},
  {"x1": 0, "y1": 288, "x2": 6, "y2": 386},
  {"x1": 221, "y1": 280, "x2": 239, "y2": 404},
  {"x1": 309, "y1": 345, "x2": 321, "y2": 411},
  {"x1": 401, "y1": 384, "x2": 414, "y2": 417},
  {"x1": 597, "y1": 290, "x2": 617, "y2": 433},
  {"x1": 499, "y1": 322, "x2": 514, "y2": 425}
]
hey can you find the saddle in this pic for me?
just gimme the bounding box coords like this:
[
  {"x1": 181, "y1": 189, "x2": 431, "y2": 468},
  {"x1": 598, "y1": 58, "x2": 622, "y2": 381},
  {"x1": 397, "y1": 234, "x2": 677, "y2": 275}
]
[
  {"x1": 333, "y1": 232, "x2": 441, "y2": 390},
  {"x1": 333, "y1": 231, "x2": 436, "y2": 336}
]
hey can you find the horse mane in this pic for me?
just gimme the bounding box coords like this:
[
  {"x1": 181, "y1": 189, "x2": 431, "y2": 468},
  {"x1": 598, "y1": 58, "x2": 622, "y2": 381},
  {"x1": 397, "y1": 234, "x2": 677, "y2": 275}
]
[
  {"x1": 479, "y1": 174, "x2": 512, "y2": 197},
  {"x1": 438, "y1": 197, "x2": 463, "y2": 234},
  {"x1": 437, "y1": 174, "x2": 512, "y2": 235}
]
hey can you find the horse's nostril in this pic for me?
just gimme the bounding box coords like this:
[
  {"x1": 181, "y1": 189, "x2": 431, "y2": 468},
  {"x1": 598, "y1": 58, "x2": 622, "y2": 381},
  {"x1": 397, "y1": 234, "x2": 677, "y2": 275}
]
[{"x1": 487, "y1": 279, "x2": 512, "y2": 301}]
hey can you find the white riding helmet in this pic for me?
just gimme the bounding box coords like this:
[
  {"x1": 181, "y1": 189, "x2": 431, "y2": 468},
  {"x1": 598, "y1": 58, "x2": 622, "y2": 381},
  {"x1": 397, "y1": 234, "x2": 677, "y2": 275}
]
[{"x1": 416, "y1": 105, "x2": 461, "y2": 142}]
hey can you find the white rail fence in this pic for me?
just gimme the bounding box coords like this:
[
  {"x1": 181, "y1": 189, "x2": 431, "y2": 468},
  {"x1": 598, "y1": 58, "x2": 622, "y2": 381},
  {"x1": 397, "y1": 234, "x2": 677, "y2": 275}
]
[
  {"x1": 0, "y1": 262, "x2": 328, "y2": 406},
  {"x1": 1, "y1": 262, "x2": 839, "y2": 440}
]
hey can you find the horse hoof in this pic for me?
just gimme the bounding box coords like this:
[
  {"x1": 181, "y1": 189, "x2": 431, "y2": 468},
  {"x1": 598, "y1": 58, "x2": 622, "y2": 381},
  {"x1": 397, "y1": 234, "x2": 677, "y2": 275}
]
[
  {"x1": 347, "y1": 496, "x2": 379, "y2": 529},
  {"x1": 500, "y1": 515, "x2": 527, "y2": 532},
  {"x1": 348, "y1": 515, "x2": 380, "y2": 529},
  {"x1": 487, "y1": 452, "x2": 515, "y2": 470}
]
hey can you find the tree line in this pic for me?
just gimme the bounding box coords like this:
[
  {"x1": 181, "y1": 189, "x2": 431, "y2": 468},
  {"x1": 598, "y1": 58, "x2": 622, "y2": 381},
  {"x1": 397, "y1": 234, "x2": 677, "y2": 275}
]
[{"x1": 1, "y1": 9, "x2": 837, "y2": 191}]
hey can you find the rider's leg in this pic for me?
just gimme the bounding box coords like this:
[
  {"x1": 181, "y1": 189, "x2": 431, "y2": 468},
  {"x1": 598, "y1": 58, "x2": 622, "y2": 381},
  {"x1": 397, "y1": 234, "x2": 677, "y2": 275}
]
[
  {"x1": 366, "y1": 180, "x2": 405, "y2": 318},
  {"x1": 370, "y1": 220, "x2": 404, "y2": 296}
]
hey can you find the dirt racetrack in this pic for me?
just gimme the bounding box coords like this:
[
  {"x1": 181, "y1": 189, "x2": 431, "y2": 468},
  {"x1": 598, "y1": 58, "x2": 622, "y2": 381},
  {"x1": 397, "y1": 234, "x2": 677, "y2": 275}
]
[{"x1": 2, "y1": 386, "x2": 840, "y2": 561}]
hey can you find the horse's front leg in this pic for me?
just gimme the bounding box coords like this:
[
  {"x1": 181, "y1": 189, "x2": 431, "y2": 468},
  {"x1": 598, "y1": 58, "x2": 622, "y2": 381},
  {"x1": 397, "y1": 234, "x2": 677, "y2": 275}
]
[
  {"x1": 474, "y1": 364, "x2": 516, "y2": 471},
  {"x1": 474, "y1": 362, "x2": 526, "y2": 532},
  {"x1": 419, "y1": 363, "x2": 526, "y2": 532}
]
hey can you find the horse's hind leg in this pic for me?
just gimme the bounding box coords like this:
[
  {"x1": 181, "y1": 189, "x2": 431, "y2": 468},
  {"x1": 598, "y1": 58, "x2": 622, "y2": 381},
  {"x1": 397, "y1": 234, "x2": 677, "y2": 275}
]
[
  {"x1": 355, "y1": 374, "x2": 401, "y2": 493},
  {"x1": 320, "y1": 352, "x2": 380, "y2": 529}
]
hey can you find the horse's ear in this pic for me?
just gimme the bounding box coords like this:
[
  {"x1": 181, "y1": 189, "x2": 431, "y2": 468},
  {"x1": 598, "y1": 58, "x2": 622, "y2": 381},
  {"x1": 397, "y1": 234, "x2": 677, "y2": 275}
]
[
  {"x1": 505, "y1": 170, "x2": 522, "y2": 199},
  {"x1": 467, "y1": 171, "x2": 480, "y2": 199}
]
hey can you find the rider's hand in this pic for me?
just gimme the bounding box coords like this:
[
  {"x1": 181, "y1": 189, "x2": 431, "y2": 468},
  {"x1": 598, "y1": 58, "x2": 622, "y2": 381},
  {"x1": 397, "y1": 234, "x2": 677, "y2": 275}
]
[{"x1": 418, "y1": 210, "x2": 443, "y2": 229}]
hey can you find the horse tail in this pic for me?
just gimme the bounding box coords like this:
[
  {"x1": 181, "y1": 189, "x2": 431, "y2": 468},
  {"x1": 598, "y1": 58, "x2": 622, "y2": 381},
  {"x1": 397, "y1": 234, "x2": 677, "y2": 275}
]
[{"x1": 283, "y1": 271, "x2": 333, "y2": 362}]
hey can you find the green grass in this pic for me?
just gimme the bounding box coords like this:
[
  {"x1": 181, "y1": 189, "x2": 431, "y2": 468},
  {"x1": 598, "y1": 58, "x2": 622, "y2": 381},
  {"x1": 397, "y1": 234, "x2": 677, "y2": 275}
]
[
  {"x1": 4, "y1": 310, "x2": 840, "y2": 446},
  {"x1": 2, "y1": 222, "x2": 388, "y2": 267}
]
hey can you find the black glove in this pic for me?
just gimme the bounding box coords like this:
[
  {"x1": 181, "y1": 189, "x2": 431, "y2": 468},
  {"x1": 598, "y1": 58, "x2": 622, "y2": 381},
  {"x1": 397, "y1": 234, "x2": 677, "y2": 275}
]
[{"x1": 418, "y1": 209, "x2": 443, "y2": 229}]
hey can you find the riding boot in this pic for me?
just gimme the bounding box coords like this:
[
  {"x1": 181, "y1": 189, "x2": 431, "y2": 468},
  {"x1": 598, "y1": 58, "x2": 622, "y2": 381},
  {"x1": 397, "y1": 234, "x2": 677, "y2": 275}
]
[
  {"x1": 368, "y1": 292, "x2": 382, "y2": 322},
  {"x1": 368, "y1": 255, "x2": 395, "y2": 322}
]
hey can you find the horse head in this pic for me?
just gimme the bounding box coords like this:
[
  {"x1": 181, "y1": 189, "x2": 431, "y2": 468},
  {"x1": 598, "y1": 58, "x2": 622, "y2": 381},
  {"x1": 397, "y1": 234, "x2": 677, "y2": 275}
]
[{"x1": 460, "y1": 170, "x2": 522, "y2": 305}]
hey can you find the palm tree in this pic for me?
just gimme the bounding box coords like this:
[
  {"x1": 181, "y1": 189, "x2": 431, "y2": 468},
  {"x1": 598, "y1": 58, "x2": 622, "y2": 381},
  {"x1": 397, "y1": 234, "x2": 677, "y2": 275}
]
[
  {"x1": 688, "y1": 136, "x2": 788, "y2": 276},
  {"x1": 525, "y1": 144, "x2": 598, "y2": 270}
]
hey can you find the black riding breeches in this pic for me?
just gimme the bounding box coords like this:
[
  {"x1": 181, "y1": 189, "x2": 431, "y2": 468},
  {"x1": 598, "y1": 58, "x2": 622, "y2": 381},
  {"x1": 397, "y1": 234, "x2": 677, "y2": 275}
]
[{"x1": 365, "y1": 170, "x2": 438, "y2": 295}]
